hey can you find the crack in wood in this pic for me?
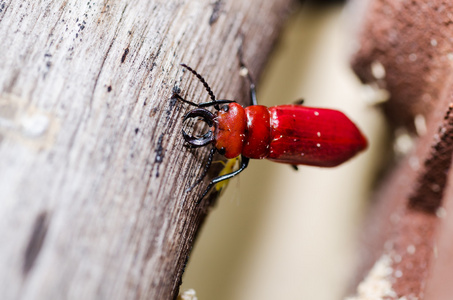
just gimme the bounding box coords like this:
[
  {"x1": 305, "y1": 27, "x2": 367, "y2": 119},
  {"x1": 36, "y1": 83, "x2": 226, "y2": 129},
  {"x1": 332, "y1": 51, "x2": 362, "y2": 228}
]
[
  {"x1": 209, "y1": 0, "x2": 223, "y2": 25},
  {"x1": 121, "y1": 47, "x2": 129, "y2": 63},
  {"x1": 154, "y1": 133, "x2": 165, "y2": 178},
  {"x1": 23, "y1": 211, "x2": 50, "y2": 276},
  {"x1": 89, "y1": 3, "x2": 128, "y2": 110}
]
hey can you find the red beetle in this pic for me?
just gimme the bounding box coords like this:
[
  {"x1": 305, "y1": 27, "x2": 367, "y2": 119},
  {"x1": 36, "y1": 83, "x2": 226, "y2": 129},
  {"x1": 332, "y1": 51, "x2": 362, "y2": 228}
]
[{"x1": 173, "y1": 63, "x2": 367, "y2": 202}]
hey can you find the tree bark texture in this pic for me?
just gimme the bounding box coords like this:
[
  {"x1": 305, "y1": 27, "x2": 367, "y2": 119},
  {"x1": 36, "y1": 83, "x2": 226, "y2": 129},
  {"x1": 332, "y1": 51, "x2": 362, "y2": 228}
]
[
  {"x1": 0, "y1": 1, "x2": 294, "y2": 299},
  {"x1": 349, "y1": 0, "x2": 453, "y2": 299}
]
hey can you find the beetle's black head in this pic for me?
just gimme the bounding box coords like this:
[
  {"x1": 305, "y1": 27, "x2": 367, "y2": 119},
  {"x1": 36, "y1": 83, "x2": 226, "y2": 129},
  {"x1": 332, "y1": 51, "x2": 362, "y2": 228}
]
[{"x1": 182, "y1": 108, "x2": 216, "y2": 147}]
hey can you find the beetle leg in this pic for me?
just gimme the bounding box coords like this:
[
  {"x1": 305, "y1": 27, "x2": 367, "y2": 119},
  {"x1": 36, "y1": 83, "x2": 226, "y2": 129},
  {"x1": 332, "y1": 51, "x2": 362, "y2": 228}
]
[
  {"x1": 291, "y1": 165, "x2": 299, "y2": 171},
  {"x1": 237, "y1": 46, "x2": 258, "y2": 106},
  {"x1": 187, "y1": 147, "x2": 217, "y2": 193},
  {"x1": 173, "y1": 93, "x2": 235, "y2": 108},
  {"x1": 172, "y1": 92, "x2": 199, "y2": 107},
  {"x1": 197, "y1": 155, "x2": 250, "y2": 204},
  {"x1": 294, "y1": 99, "x2": 305, "y2": 105},
  {"x1": 248, "y1": 76, "x2": 258, "y2": 106}
]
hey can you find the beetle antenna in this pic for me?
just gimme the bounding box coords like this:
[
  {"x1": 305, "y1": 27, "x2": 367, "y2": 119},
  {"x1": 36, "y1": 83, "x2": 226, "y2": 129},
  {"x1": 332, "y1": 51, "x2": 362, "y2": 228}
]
[
  {"x1": 187, "y1": 147, "x2": 217, "y2": 193},
  {"x1": 180, "y1": 64, "x2": 217, "y2": 103}
]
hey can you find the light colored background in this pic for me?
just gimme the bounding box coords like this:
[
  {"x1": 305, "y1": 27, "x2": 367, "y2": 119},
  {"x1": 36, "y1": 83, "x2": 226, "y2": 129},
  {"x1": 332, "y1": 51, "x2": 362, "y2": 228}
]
[{"x1": 181, "y1": 4, "x2": 387, "y2": 300}]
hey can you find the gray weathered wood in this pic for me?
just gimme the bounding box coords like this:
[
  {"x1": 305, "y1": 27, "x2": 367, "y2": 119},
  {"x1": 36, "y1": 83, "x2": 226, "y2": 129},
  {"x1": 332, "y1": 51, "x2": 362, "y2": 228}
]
[{"x1": 0, "y1": 0, "x2": 294, "y2": 299}]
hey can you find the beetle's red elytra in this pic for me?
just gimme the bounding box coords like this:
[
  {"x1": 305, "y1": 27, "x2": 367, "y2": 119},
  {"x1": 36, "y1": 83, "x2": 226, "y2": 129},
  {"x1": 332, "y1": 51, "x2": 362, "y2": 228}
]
[
  {"x1": 215, "y1": 103, "x2": 367, "y2": 166},
  {"x1": 173, "y1": 62, "x2": 367, "y2": 202}
]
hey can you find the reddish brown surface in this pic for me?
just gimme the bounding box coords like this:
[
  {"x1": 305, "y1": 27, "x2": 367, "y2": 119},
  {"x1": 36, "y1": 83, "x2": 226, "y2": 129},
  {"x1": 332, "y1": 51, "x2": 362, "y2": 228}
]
[
  {"x1": 351, "y1": 0, "x2": 453, "y2": 131},
  {"x1": 350, "y1": 0, "x2": 453, "y2": 298},
  {"x1": 352, "y1": 78, "x2": 453, "y2": 299},
  {"x1": 425, "y1": 166, "x2": 453, "y2": 300}
]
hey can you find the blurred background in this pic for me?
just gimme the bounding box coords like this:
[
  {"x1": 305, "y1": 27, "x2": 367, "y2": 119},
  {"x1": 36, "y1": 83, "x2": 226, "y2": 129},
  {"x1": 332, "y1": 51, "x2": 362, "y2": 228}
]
[{"x1": 181, "y1": 1, "x2": 387, "y2": 299}]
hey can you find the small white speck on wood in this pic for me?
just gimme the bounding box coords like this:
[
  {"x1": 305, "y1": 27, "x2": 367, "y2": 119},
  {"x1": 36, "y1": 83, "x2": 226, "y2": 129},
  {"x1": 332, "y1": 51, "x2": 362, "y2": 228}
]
[{"x1": 0, "y1": 0, "x2": 293, "y2": 299}]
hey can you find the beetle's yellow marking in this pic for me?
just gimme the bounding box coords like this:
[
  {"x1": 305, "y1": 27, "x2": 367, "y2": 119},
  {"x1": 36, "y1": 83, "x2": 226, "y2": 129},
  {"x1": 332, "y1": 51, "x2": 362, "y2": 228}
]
[{"x1": 215, "y1": 157, "x2": 240, "y2": 193}]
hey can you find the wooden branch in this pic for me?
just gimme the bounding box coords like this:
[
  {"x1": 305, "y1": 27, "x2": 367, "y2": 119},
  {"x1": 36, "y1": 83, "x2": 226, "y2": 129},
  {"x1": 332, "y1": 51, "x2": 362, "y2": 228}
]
[{"x1": 0, "y1": 1, "x2": 294, "y2": 299}]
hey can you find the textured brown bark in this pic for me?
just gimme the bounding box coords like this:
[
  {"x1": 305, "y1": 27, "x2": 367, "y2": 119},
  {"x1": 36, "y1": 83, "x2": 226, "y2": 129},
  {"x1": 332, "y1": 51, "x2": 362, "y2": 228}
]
[
  {"x1": 0, "y1": 1, "x2": 294, "y2": 299},
  {"x1": 348, "y1": 0, "x2": 453, "y2": 299}
]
